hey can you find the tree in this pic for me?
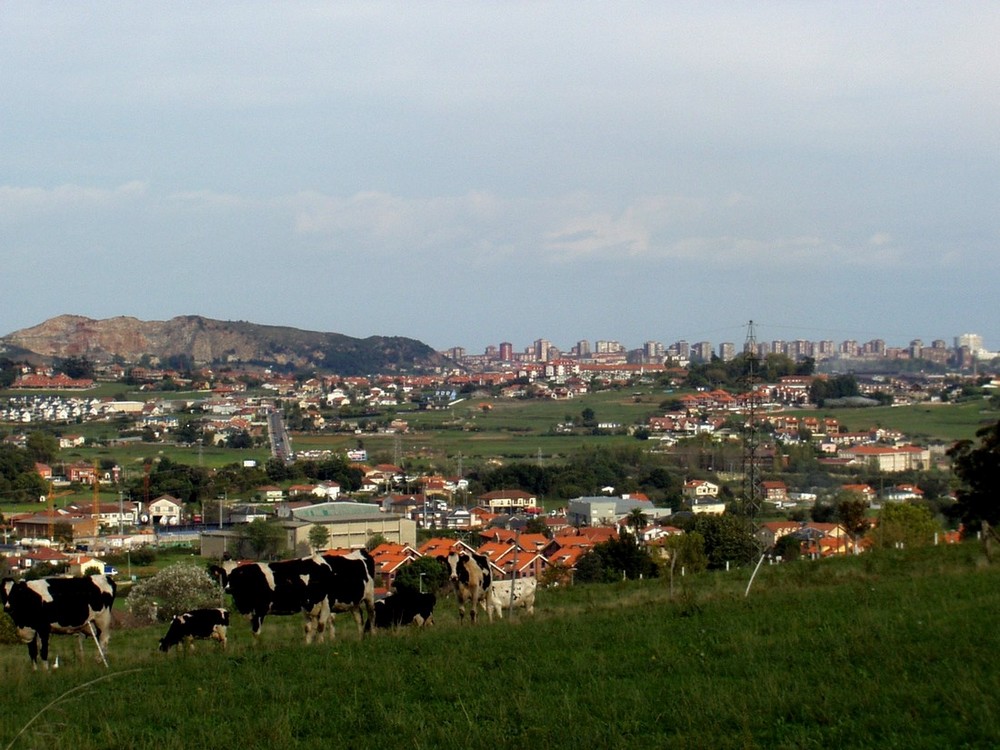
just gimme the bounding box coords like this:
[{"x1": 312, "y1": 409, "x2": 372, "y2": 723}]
[
  {"x1": 685, "y1": 514, "x2": 757, "y2": 569},
  {"x1": 627, "y1": 508, "x2": 648, "y2": 540},
  {"x1": 574, "y1": 535, "x2": 659, "y2": 583},
  {"x1": 836, "y1": 492, "x2": 871, "y2": 554},
  {"x1": 522, "y1": 515, "x2": 551, "y2": 537},
  {"x1": 663, "y1": 531, "x2": 707, "y2": 598},
  {"x1": 308, "y1": 524, "x2": 330, "y2": 552},
  {"x1": 57, "y1": 356, "x2": 95, "y2": 380},
  {"x1": 126, "y1": 563, "x2": 221, "y2": 622},
  {"x1": 573, "y1": 550, "x2": 613, "y2": 583},
  {"x1": 869, "y1": 502, "x2": 942, "y2": 550},
  {"x1": 239, "y1": 518, "x2": 285, "y2": 560},
  {"x1": 772, "y1": 534, "x2": 801, "y2": 561},
  {"x1": 366, "y1": 532, "x2": 388, "y2": 551},
  {"x1": 393, "y1": 556, "x2": 449, "y2": 595},
  {"x1": 25, "y1": 431, "x2": 59, "y2": 464},
  {"x1": 948, "y1": 419, "x2": 1000, "y2": 558}
]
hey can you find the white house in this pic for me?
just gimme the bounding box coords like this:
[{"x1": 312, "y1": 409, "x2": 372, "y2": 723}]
[
  {"x1": 683, "y1": 480, "x2": 720, "y2": 501},
  {"x1": 146, "y1": 495, "x2": 183, "y2": 526},
  {"x1": 312, "y1": 482, "x2": 341, "y2": 501}
]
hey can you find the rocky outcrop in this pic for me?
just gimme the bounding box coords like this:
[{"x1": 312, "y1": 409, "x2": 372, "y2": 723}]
[{"x1": 1, "y1": 315, "x2": 447, "y2": 375}]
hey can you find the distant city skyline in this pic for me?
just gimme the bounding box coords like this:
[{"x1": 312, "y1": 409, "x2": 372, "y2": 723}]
[
  {"x1": 3, "y1": 5, "x2": 998, "y2": 352},
  {"x1": 443, "y1": 329, "x2": 994, "y2": 362}
]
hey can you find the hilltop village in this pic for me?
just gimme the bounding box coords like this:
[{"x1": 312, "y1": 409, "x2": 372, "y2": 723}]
[{"x1": 0, "y1": 337, "x2": 995, "y2": 585}]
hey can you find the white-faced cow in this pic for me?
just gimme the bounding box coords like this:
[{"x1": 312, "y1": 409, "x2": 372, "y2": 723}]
[
  {"x1": 159, "y1": 608, "x2": 230, "y2": 653},
  {"x1": 482, "y1": 576, "x2": 537, "y2": 620},
  {"x1": 1, "y1": 574, "x2": 116, "y2": 670},
  {"x1": 373, "y1": 590, "x2": 436, "y2": 629},
  {"x1": 209, "y1": 555, "x2": 332, "y2": 644},
  {"x1": 440, "y1": 551, "x2": 493, "y2": 623},
  {"x1": 320, "y1": 549, "x2": 376, "y2": 638}
]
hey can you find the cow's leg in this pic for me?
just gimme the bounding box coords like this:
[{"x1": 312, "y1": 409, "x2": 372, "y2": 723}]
[
  {"x1": 38, "y1": 627, "x2": 52, "y2": 670},
  {"x1": 362, "y1": 594, "x2": 375, "y2": 635},
  {"x1": 466, "y1": 591, "x2": 478, "y2": 624},
  {"x1": 303, "y1": 613, "x2": 316, "y2": 644},
  {"x1": 250, "y1": 612, "x2": 264, "y2": 641},
  {"x1": 26, "y1": 632, "x2": 41, "y2": 671}
]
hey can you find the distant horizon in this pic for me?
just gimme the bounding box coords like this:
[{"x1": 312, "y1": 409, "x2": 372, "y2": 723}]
[{"x1": 1, "y1": 312, "x2": 993, "y2": 359}]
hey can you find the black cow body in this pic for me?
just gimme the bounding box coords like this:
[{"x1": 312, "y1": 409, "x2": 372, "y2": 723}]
[
  {"x1": 440, "y1": 551, "x2": 493, "y2": 623},
  {"x1": 1, "y1": 575, "x2": 117, "y2": 670},
  {"x1": 210, "y1": 555, "x2": 332, "y2": 644},
  {"x1": 321, "y1": 549, "x2": 376, "y2": 637},
  {"x1": 159, "y1": 608, "x2": 230, "y2": 652},
  {"x1": 374, "y1": 590, "x2": 436, "y2": 629}
]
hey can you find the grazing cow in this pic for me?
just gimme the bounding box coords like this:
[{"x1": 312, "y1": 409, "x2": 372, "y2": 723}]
[
  {"x1": 1, "y1": 574, "x2": 116, "y2": 670},
  {"x1": 439, "y1": 551, "x2": 493, "y2": 623},
  {"x1": 373, "y1": 590, "x2": 436, "y2": 629},
  {"x1": 159, "y1": 608, "x2": 230, "y2": 653},
  {"x1": 482, "y1": 577, "x2": 537, "y2": 620},
  {"x1": 321, "y1": 549, "x2": 376, "y2": 638},
  {"x1": 209, "y1": 555, "x2": 332, "y2": 644}
]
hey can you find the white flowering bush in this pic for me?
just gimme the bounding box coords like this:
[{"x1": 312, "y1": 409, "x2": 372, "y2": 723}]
[{"x1": 127, "y1": 563, "x2": 223, "y2": 623}]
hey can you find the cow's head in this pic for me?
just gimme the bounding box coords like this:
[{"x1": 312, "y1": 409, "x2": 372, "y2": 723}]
[
  {"x1": 208, "y1": 564, "x2": 232, "y2": 591},
  {"x1": 1, "y1": 578, "x2": 16, "y2": 610},
  {"x1": 444, "y1": 552, "x2": 462, "y2": 582}
]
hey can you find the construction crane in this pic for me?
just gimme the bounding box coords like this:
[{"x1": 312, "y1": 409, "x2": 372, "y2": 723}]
[{"x1": 93, "y1": 461, "x2": 101, "y2": 541}]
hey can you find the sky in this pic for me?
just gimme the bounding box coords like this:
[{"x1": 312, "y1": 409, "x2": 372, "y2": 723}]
[{"x1": 2, "y1": 2, "x2": 998, "y2": 354}]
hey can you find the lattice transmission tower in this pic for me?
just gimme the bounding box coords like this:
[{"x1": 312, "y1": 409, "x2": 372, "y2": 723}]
[{"x1": 740, "y1": 320, "x2": 763, "y2": 521}]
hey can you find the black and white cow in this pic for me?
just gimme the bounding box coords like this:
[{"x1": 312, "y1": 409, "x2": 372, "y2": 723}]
[
  {"x1": 373, "y1": 590, "x2": 436, "y2": 629},
  {"x1": 1, "y1": 574, "x2": 117, "y2": 670},
  {"x1": 321, "y1": 549, "x2": 376, "y2": 638},
  {"x1": 159, "y1": 608, "x2": 230, "y2": 653},
  {"x1": 209, "y1": 555, "x2": 332, "y2": 644},
  {"x1": 482, "y1": 576, "x2": 537, "y2": 620},
  {"x1": 440, "y1": 551, "x2": 493, "y2": 623}
]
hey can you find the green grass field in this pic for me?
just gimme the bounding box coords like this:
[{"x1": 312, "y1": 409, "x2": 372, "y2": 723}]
[
  {"x1": 820, "y1": 399, "x2": 999, "y2": 444},
  {"x1": 2, "y1": 543, "x2": 998, "y2": 749}
]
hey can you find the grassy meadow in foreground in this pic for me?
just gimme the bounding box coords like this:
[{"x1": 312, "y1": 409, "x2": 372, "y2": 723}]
[{"x1": 2, "y1": 544, "x2": 999, "y2": 749}]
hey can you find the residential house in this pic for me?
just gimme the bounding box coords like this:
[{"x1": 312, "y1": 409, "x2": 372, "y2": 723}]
[
  {"x1": 147, "y1": 495, "x2": 184, "y2": 526},
  {"x1": 756, "y1": 520, "x2": 803, "y2": 549},
  {"x1": 682, "y1": 480, "x2": 719, "y2": 501},
  {"x1": 761, "y1": 481, "x2": 789, "y2": 504},
  {"x1": 690, "y1": 499, "x2": 726, "y2": 515},
  {"x1": 477, "y1": 489, "x2": 538, "y2": 514},
  {"x1": 258, "y1": 485, "x2": 284, "y2": 502},
  {"x1": 882, "y1": 484, "x2": 924, "y2": 503}
]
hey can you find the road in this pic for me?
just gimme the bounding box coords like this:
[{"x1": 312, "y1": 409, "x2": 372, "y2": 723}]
[{"x1": 267, "y1": 408, "x2": 294, "y2": 463}]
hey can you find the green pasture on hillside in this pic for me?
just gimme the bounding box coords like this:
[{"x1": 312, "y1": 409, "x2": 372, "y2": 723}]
[
  {"x1": 820, "y1": 399, "x2": 999, "y2": 444},
  {"x1": 3, "y1": 387, "x2": 997, "y2": 474},
  {"x1": 1, "y1": 544, "x2": 997, "y2": 749}
]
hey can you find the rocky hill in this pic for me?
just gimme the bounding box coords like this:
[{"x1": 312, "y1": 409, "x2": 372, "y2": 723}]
[{"x1": 0, "y1": 315, "x2": 449, "y2": 375}]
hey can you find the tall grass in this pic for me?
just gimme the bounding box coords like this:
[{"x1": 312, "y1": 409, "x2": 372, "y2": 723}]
[{"x1": 3, "y1": 544, "x2": 998, "y2": 749}]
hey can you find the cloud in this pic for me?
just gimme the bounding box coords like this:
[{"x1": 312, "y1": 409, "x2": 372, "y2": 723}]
[
  {"x1": 288, "y1": 189, "x2": 507, "y2": 253},
  {"x1": 0, "y1": 181, "x2": 146, "y2": 222}
]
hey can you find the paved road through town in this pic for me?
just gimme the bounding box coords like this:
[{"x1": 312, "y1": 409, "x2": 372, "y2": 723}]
[{"x1": 267, "y1": 408, "x2": 294, "y2": 463}]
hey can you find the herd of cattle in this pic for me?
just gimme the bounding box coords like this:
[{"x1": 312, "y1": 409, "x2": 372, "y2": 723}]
[{"x1": 1, "y1": 550, "x2": 538, "y2": 669}]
